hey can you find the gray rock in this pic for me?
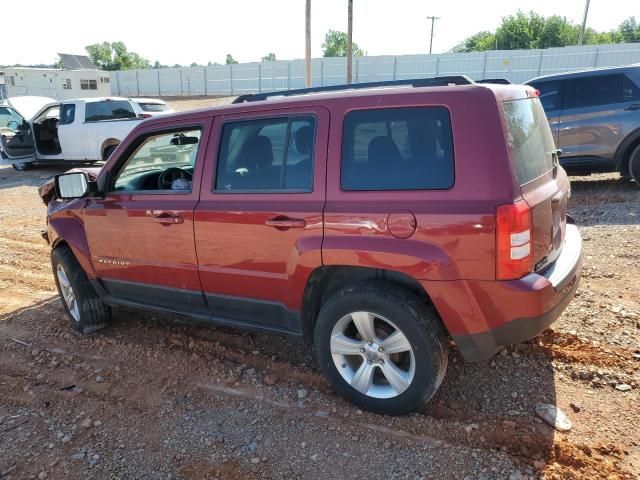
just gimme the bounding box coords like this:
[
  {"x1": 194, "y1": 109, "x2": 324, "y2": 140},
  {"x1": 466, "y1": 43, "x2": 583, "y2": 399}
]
[{"x1": 535, "y1": 403, "x2": 572, "y2": 431}]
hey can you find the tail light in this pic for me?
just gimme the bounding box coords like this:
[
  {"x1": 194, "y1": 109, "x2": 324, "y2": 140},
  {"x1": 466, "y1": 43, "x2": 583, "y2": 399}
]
[
  {"x1": 496, "y1": 199, "x2": 533, "y2": 280},
  {"x1": 138, "y1": 113, "x2": 152, "y2": 119}
]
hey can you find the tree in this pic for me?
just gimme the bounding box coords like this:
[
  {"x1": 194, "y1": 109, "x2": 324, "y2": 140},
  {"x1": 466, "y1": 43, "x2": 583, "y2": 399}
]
[
  {"x1": 451, "y1": 12, "x2": 635, "y2": 52},
  {"x1": 451, "y1": 31, "x2": 496, "y2": 53},
  {"x1": 261, "y1": 53, "x2": 277, "y2": 62},
  {"x1": 618, "y1": 17, "x2": 640, "y2": 43},
  {"x1": 85, "y1": 41, "x2": 150, "y2": 70},
  {"x1": 225, "y1": 54, "x2": 238, "y2": 65},
  {"x1": 321, "y1": 30, "x2": 365, "y2": 57}
]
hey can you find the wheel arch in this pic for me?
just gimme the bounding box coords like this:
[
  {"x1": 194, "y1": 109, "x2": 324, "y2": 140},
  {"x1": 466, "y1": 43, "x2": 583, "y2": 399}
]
[
  {"x1": 614, "y1": 127, "x2": 640, "y2": 175},
  {"x1": 299, "y1": 265, "x2": 444, "y2": 344},
  {"x1": 101, "y1": 138, "x2": 121, "y2": 161},
  {"x1": 49, "y1": 215, "x2": 96, "y2": 279}
]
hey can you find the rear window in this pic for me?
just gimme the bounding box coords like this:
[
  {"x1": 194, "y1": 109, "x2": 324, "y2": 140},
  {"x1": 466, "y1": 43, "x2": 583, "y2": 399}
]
[
  {"x1": 85, "y1": 101, "x2": 136, "y2": 122},
  {"x1": 503, "y1": 97, "x2": 556, "y2": 185},
  {"x1": 137, "y1": 102, "x2": 169, "y2": 112},
  {"x1": 341, "y1": 107, "x2": 454, "y2": 191}
]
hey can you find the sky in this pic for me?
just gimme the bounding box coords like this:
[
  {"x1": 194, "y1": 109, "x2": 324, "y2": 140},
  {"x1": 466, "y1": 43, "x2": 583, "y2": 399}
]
[{"x1": 2, "y1": 0, "x2": 636, "y2": 66}]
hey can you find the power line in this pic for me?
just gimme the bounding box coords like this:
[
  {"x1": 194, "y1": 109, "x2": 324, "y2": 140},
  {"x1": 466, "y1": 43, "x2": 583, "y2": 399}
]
[{"x1": 426, "y1": 16, "x2": 441, "y2": 54}]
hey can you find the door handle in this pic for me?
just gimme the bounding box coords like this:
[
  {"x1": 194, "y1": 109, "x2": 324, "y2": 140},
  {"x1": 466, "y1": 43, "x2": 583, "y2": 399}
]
[
  {"x1": 146, "y1": 210, "x2": 184, "y2": 224},
  {"x1": 265, "y1": 216, "x2": 306, "y2": 229},
  {"x1": 625, "y1": 104, "x2": 640, "y2": 111}
]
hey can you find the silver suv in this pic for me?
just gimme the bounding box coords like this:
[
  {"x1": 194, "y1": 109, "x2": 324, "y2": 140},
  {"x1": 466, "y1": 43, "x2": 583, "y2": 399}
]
[{"x1": 527, "y1": 65, "x2": 640, "y2": 183}]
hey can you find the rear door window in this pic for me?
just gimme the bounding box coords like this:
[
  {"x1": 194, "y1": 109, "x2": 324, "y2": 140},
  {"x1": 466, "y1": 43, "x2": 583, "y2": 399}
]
[
  {"x1": 85, "y1": 101, "x2": 136, "y2": 122},
  {"x1": 215, "y1": 116, "x2": 316, "y2": 192},
  {"x1": 341, "y1": 107, "x2": 454, "y2": 191},
  {"x1": 566, "y1": 73, "x2": 640, "y2": 108},
  {"x1": 503, "y1": 97, "x2": 556, "y2": 185}
]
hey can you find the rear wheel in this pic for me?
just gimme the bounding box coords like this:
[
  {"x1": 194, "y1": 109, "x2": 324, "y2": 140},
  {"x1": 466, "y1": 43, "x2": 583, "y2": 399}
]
[
  {"x1": 314, "y1": 282, "x2": 448, "y2": 415},
  {"x1": 629, "y1": 145, "x2": 640, "y2": 185},
  {"x1": 51, "y1": 246, "x2": 111, "y2": 334}
]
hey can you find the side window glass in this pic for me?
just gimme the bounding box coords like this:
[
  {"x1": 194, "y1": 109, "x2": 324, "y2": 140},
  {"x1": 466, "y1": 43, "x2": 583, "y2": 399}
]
[
  {"x1": 86, "y1": 101, "x2": 136, "y2": 122},
  {"x1": 59, "y1": 104, "x2": 75, "y2": 125},
  {"x1": 530, "y1": 81, "x2": 562, "y2": 111},
  {"x1": 112, "y1": 129, "x2": 201, "y2": 193},
  {"x1": 341, "y1": 107, "x2": 454, "y2": 191},
  {"x1": 567, "y1": 74, "x2": 626, "y2": 108},
  {"x1": 215, "y1": 116, "x2": 316, "y2": 192},
  {"x1": 622, "y1": 74, "x2": 640, "y2": 102}
]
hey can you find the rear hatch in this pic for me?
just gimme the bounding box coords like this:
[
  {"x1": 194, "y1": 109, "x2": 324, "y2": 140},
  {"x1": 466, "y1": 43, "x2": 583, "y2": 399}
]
[{"x1": 502, "y1": 95, "x2": 569, "y2": 273}]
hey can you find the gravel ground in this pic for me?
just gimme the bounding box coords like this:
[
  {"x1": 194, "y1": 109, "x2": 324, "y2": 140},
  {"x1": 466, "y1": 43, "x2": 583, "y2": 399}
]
[{"x1": 0, "y1": 99, "x2": 638, "y2": 479}]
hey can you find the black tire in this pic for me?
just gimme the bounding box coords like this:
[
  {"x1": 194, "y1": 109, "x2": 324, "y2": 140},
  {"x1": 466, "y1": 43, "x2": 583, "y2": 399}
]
[
  {"x1": 102, "y1": 144, "x2": 118, "y2": 161},
  {"x1": 11, "y1": 162, "x2": 31, "y2": 171},
  {"x1": 314, "y1": 282, "x2": 448, "y2": 415},
  {"x1": 629, "y1": 145, "x2": 640, "y2": 186},
  {"x1": 51, "y1": 245, "x2": 111, "y2": 334}
]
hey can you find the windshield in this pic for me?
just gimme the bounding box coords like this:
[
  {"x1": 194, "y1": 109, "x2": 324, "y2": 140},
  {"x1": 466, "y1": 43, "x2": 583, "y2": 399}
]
[
  {"x1": 137, "y1": 102, "x2": 169, "y2": 112},
  {"x1": 502, "y1": 97, "x2": 556, "y2": 185},
  {"x1": 0, "y1": 106, "x2": 27, "y2": 130}
]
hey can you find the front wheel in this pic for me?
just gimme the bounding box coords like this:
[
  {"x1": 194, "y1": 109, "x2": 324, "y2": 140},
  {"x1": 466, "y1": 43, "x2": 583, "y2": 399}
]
[
  {"x1": 314, "y1": 282, "x2": 449, "y2": 415},
  {"x1": 11, "y1": 161, "x2": 31, "y2": 171},
  {"x1": 629, "y1": 145, "x2": 640, "y2": 186},
  {"x1": 51, "y1": 246, "x2": 111, "y2": 334}
]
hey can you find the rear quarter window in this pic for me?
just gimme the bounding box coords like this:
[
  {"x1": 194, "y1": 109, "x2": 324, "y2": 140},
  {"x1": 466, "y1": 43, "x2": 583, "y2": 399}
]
[
  {"x1": 341, "y1": 107, "x2": 454, "y2": 191},
  {"x1": 502, "y1": 97, "x2": 556, "y2": 185}
]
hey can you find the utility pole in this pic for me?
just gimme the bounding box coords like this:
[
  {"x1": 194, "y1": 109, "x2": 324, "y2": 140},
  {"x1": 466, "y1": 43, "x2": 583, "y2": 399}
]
[
  {"x1": 578, "y1": 0, "x2": 591, "y2": 46},
  {"x1": 347, "y1": 0, "x2": 353, "y2": 83},
  {"x1": 426, "y1": 16, "x2": 440, "y2": 54},
  {"x1": 305, "y1": 0, "x2": 312, "y2": 87}
]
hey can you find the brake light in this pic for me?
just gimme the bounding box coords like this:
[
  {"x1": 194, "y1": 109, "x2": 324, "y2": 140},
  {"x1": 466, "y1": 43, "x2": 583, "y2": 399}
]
[
  {"x1": 496, "y1": 199, "x2": 533, "y2": 280},
  {"x1": 138, "y1": 113, "x2": 152, "y2": 119}
]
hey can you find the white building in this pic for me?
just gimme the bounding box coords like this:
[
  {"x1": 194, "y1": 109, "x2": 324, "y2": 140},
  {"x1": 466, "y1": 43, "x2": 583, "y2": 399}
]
[{"x1": 3, "y1": 54, "x2": 110, "y2": 100}]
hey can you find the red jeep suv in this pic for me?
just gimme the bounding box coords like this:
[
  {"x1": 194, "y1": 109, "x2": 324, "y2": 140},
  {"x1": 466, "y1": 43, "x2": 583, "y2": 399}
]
[{"x1": 42, "y1": 76, "x2": 582, "y2": 415}]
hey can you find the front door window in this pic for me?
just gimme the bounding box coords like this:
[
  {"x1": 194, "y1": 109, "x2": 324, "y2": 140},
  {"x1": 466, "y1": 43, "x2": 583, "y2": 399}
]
[{"x1": 113, "y1": 129, "x2": 202, "y2": 193}]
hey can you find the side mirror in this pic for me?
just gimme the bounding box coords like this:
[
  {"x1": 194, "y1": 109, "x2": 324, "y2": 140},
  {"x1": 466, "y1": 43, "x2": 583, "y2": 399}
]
[
  {"x1": 6, "y1": 120, "x2": 19, "y2": 130},
  {"x1": 55, "y1": 172, "x2": 90, "y2": 199}
]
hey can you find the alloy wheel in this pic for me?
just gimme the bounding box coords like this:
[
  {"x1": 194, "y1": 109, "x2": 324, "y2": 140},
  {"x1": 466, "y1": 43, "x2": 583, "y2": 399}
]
[
  {"x1": 56, "y1": 264, "x2": 80, "y2": 322},
  {"x1": 330, "y1": 311, "x2": 415, "y2": 399}
]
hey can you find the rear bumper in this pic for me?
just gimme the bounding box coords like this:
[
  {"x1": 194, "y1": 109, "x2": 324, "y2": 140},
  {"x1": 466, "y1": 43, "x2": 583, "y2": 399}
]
[{"x1": 423, "y1": 223, "x2": 583, "y2": 361}]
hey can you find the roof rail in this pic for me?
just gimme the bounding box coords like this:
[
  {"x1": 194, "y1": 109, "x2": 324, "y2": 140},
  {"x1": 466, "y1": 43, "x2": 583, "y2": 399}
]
[{"x1": 232, "y1": 75, "x2": 474, "y2": 103}]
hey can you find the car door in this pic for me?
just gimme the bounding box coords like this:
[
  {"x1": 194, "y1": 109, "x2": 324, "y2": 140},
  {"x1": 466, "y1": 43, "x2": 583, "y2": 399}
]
[
  {"x1": 528, "y1": 79, "x2": 563, "y2": 146},
  {"x1": 83, "y1": 118, "x2": 211, "y2": 315},
  {"x1": 557, "y1": 73, "x2": 638, "y2": 163},
  {"x1": 0, "y1": 106, "x2": 35, "y2": 159},
  {"x1": 195, "y1": 106, "x2": 329, "y2": 333}
]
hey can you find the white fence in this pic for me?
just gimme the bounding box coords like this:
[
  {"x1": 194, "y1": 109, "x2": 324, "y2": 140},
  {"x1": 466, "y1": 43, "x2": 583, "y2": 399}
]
[{"x1": 110, "y1": 43, "x2": 640, "y2": 97}]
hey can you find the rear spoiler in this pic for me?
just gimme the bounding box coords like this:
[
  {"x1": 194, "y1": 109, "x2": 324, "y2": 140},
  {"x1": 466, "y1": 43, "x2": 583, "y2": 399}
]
[{"x1": 476, "y1": 78, "x2": 512, "y2": 85}]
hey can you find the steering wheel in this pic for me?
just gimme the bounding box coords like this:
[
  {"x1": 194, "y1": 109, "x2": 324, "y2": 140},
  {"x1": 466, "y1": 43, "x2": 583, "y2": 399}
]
[{"x1": 158, "y1": 167, "x2": 192, "y2": 190}]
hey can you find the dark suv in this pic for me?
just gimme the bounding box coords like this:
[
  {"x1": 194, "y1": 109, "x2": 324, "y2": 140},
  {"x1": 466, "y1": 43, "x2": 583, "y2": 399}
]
[
  {"x1": 526, "y1": 65, "x2": 640, "y2": 183},
  {"x1": 41, "y1": 77, "x2": 583, "y2": 415}
]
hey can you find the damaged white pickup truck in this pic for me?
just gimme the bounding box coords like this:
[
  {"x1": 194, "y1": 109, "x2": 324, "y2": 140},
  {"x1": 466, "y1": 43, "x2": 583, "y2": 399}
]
[{"x1": 0, "y1": 96, "x2": 170, "y2": 171}]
